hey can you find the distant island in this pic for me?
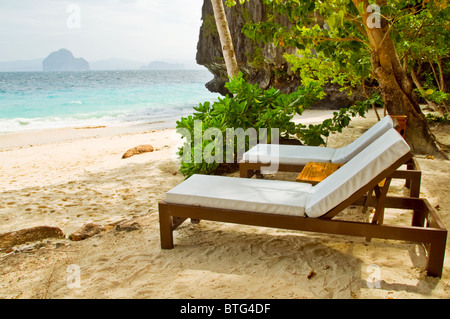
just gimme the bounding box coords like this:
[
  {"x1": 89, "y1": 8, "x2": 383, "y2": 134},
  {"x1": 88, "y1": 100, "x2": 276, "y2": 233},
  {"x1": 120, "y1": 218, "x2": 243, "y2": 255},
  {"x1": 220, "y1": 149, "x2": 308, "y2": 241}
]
[
  {"x1": 0, "y1": 50, "x2": 194, "y2": 71},
  {"x1": 42, "y1": 49, "x2": 90, "y2": 72}
]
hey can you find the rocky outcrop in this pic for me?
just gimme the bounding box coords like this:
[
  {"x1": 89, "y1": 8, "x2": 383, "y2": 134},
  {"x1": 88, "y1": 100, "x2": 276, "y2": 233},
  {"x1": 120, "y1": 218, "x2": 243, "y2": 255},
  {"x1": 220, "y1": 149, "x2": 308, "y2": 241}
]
[
  {"x1": 197, "y1": 0, "x2": 297, "y2": 96},
  {"x1": 43, "y1": 48, "x2": 90, "y2": 72},
  {"x1": 196, "y1": 0, "x2": 362, "y2": 108}
]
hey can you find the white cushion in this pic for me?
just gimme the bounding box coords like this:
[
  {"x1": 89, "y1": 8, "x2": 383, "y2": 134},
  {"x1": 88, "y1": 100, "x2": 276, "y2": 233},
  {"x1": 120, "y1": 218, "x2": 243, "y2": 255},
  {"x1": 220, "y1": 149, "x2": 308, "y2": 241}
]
[
  {"x1": 242, "y1": 144, "x2": 336, "y2": 166},
  {"x1": 165, "y1": 128, "x2": 409, "y2": 220},
  {"x1": 331, "y1": 115, "x2": 393, "y2": 163},
  {"x1": 165, "y1": 174, "x2": 312, "y2": 217},
  {"x1": 242, "y1": 116, "x2": 393, "y2": 166},
  {"x1": 305, "y1": 129, "x2": 410, "y2": 218}
]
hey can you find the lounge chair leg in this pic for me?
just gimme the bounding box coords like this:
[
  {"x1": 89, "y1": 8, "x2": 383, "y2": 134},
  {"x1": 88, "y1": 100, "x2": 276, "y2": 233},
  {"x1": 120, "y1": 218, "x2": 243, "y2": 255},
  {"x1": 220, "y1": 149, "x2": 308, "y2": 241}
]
[
  {"x1": 373, "y1": 178, "x2": 391, "y2": 225},
  {"x1": 405, "y1": 161, "x2": 412, "y2": 189},
  {"x1": 362, "y1": 189, "x2": 374, "y2": 217},
  {"x1": 240, "y1": 165, "x2": 249, "y2": 178},
  {"x1": 366, "y1": 179, "x2": 391, "y2": 242},
  {"x1": 426, "y1": 235, "x2": 446, "y2": 277},
  {"x1": 412, "y1": 209, "x2": 426, "y2": 227},
  {"x1": 240, "y1": 166, "x2": 257, "y2": 178},
  {"x1": 239, "y1": 163, "x2": 262, "y2": 178},
  {"x1": 409, "y1": 173, "x2": 421, "y2": 198},
  {"x1": 404, "y1": 159, "x2": 421, "y2": 197},
  {"x1": 159, "y1": 204, "x2": 174, "y2": 249}
]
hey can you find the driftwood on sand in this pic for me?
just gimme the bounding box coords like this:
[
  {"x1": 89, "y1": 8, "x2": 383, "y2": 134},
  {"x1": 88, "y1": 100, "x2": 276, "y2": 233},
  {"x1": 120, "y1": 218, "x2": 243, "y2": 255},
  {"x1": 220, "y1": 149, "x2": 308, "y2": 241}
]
[{"x1": 122, "y1": 145, "x2": 154, "y2": 159}]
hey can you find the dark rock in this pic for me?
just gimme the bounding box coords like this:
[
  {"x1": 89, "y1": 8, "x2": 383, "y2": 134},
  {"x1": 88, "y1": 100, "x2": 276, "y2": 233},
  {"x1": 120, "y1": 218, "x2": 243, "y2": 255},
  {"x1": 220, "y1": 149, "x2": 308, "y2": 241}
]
[
  {"x1": 0, "y1": 226, "x2": 65, "y2": 249},
  {"x1": 115, "y1": 221, "x2": 141, "y2": 232},
  {"x1": 68, "y1": 223, "x2": 105, "y2": 241}
]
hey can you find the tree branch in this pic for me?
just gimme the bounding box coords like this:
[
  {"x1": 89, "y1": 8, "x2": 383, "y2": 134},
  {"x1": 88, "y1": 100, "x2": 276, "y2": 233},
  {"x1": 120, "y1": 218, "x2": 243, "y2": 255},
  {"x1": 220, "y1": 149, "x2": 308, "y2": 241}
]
[{"x1": 295, "y1": 35, "x2": 371, "y2": 50}]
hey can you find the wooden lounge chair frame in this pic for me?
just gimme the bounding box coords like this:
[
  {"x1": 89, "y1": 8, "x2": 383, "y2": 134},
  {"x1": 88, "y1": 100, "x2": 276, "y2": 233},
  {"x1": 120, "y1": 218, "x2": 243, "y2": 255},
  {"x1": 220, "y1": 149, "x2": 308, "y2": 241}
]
[
  {"x1": 159, "y1": 152, "x2": 447, "y2": 277},
  {"x1": 240, "y1": 156, "x2": 422, "y2": 198},
  {"x1": 239, "y1": 117, "x2": 422, "y2": 197}
]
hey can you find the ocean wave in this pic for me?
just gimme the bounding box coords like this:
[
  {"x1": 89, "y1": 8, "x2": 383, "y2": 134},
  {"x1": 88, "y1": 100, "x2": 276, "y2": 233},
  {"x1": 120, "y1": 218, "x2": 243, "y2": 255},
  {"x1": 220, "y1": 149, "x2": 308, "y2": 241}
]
[{"x1": 0, "y1": 105, "x2": 197, "y2": 134}]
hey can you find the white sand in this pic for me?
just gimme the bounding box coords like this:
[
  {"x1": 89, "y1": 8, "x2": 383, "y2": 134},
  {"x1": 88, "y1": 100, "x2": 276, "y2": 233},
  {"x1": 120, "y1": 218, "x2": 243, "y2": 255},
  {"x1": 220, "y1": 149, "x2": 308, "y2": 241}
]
[{"x1": 0, "y1": 111, "x2": 449, "y2": 299}]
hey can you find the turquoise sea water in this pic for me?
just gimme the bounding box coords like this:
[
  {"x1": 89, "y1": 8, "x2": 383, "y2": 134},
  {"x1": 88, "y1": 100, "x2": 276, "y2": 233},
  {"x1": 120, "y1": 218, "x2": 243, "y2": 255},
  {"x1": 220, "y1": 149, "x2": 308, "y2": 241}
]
[{"x1": 0, "y1": 70, "x2": 220, "y2": 134}]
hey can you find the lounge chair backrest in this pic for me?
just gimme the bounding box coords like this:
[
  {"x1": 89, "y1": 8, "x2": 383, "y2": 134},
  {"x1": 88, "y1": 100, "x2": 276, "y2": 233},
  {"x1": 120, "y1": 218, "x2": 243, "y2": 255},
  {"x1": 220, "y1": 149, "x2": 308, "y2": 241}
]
[
  {"x1": 331, "y1": 115, "x2": 393, "y2": 163},
  {"x1": 306, "y1": 129, "x2": 410, "y2": 218}
]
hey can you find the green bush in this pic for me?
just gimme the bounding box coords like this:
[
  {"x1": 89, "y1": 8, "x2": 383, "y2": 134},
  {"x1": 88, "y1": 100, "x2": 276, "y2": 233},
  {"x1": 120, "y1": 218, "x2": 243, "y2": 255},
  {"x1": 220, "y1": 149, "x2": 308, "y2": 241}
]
[
  {"x1": 425, "y1": 112, "x2": 450, "y2": 123},
  {"x1": 296, "y1": 93, "x2": 378, "y2": 146},
  {"x1": 176, "y1": 73, "x2": 369, "y2": 177}
]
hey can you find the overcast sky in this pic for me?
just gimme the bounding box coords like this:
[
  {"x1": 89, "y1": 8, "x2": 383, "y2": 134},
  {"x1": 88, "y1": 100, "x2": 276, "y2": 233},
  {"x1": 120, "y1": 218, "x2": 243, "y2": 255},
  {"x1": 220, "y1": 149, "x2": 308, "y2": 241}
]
[{"x1": 0, "y1": 0, "x2": 204, "y2": 66}]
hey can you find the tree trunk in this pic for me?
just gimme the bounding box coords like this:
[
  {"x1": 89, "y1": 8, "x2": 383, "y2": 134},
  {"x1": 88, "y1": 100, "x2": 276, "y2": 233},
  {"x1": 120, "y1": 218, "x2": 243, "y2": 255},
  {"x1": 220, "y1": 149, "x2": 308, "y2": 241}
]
[
  {"x1": 410, "y1": 67, "x2": 439, "y2": 111},
  {"x1": 210, "y1": 0, "x2": 240, "y2": 78},
  {"x1": 354, "y1": 0, "x2": 446, "y2": 157}
]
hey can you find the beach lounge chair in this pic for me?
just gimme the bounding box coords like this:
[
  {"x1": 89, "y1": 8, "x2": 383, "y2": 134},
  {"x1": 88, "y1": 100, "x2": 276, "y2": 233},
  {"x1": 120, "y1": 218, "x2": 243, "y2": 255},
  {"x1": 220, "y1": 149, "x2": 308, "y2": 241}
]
[
  {"x1": 159, "y1": 129, "x2": 447, "y2": 277},
  {"x1": 240, "y1": 115, "x2": 422, "y2": 198},
  {"x1": 240, "y1": 115, "x2": 395, "y2": 175}
]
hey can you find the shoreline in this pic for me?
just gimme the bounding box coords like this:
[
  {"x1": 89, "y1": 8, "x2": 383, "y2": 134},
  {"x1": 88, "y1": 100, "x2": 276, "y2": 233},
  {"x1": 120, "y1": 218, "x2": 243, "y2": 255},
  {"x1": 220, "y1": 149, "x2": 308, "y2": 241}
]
[
  {"x1": 0, "y1": 118, "x2": 179, "y2": 151},
  {"x1": 0, "y1": 109, "x2": 339, "y2": 151}
]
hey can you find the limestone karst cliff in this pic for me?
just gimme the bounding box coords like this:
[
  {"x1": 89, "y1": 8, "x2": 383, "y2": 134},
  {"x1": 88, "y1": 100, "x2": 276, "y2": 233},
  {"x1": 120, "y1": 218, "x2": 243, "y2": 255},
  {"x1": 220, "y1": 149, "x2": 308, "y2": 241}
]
[
  {"x1": 197, "y1": 0, "x2": 297, "y2": 95},
  {"x1": 196, "y1": 0, "x2": 360, "y2": 108}
]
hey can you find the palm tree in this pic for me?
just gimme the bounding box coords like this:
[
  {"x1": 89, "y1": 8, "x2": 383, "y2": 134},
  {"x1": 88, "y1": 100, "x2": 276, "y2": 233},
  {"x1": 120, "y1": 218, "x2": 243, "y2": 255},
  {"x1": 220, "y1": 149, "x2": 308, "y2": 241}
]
[{"x1": 210, "y1": 0, "x2": 240, "y2": 78}]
